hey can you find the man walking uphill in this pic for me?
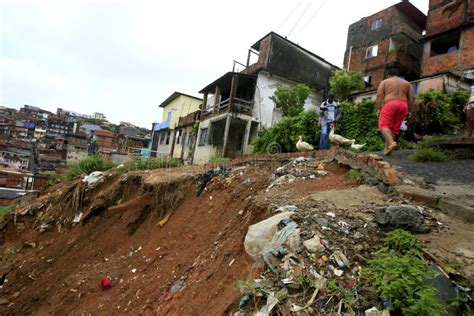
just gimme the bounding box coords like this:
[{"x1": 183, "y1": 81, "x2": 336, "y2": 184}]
[{"x1": 376, "y1": 68, "x2": 414, "y2": 156}]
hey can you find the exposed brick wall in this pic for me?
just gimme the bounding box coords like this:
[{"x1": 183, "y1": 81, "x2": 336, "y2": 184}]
[
  {"x1": 427, "y1": 4, "x2": 463, "y2": 36},
  {"x1": 461, "y1": 27, "x2": 474, "y2": 67},
  {"x1": 422, "y1": 51, "x2": 459, "y2": 75},
  {"x1": 422, "y1": 27, "x2": 474, "y2": 76}
]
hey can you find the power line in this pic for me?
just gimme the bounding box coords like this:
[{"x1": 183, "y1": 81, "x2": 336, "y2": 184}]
[
  {"x1": 276, "y1": 1, "x2": 303, "y2": 33},
  {"x1": 287, "y1": 0, "x2": 312, "y2": 38},
  {"x1": 294, "y1": 0, "x2": 328, "y2": 41}
]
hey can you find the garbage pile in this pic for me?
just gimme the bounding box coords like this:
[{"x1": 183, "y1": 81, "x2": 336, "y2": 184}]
[
  {"x1": 268, "y1": 158, "x2": 329, "y2": 189},
  {"x1": 239, "y1": 202, "x2": 472, "y2": 315}
]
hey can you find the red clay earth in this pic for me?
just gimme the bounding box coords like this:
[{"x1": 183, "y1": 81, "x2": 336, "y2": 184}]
[{"x1": 0, "y1": 161, "x2": 355, "y2": 315}]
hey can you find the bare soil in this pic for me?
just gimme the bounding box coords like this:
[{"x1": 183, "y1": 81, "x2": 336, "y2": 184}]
[{"x1": 0, "y1": 159, "x2": 473, "y2": 315}]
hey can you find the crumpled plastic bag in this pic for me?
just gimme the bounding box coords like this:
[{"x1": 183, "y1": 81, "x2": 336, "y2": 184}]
[
  {"x1": 83, "y1": 171, "x2": 105, "y2": 189},
  {"x1": 244, "y1": 212, "x2": 296, "y2": 264}
]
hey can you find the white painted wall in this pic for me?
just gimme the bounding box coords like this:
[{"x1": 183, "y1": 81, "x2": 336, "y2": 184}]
[
  {"x1": 193, "y1": 118, "x2": 221, "y2": 165},
  {"x1": 253, "y1": 71, "x2": 323, "y2": 128}
]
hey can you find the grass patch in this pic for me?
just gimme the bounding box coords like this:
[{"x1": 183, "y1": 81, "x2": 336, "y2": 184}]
[
  {"x1": 410, "y1": 148, "x2": 449, "y2": 162},
  {"x1": 209, "y1": 156, "x2": 230, "y2": 163},
  {"x1": 120, "y1": 157, "x2": 182, "y2": 172},
  {"x1": 0, "y1": 206, "x2": 10, "y2": 224},
  {"x1": 346, "y1": 169, "x2": 363, "y2": 184}
]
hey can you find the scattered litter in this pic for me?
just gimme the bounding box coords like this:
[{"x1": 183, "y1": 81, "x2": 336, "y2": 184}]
[
  {"x1": 238, "y1": 294, "x2": 251, "y2": 309},
  {"x1": 303, "y1": 235, "x2": 325, "y2": 253},
  {"x1": 100, "y1": 277, "x2": 112, "y2": 290},
  {"x1": 83, "y1": 171, "x2": 105, "y2": 189},
  {"x1": 170, "y1": 279, "x2": 185, "y2": 294},
  {"x1": 0, "y1": 272, "x2": 9, "y2": 289},
  {"x1": 272, "y1": 205, "x2": 298, "y2": 214},
  {"x1": 244, "y1": 212, "x2": 296, "y2": 263},
  {"x1": 131, "y1": 269, "x2": 137, "y2": 273},
  {"x1": 330, "y1": 250, "x2": 351, "y2": 268},
  {"x1": 73, "y1": 212, "x2": 83, "y2": 223},
  {"x1": 157, "y1": 213, "x2": 171, "y2": 227},
  {"x1": 333, "y1": 268, "x2": 344, "y2": 277},
  {"x1": 325, "y1": 211, "x2": 336, "y2": 218},
  {"x1": 256, "y1": 293, "x2": 278, "y2": 316},
  {"x1": 228, "y1": 258, "x2": 235, "y2": 266}
]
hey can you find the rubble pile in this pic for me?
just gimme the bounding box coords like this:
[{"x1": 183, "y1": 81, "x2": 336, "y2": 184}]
[
  {"x1": 268, "y1": 158, "x2": 330, "y2": 189},
  {"x1": 237, "y1": 168, "x2": 472, "y2": 315}
]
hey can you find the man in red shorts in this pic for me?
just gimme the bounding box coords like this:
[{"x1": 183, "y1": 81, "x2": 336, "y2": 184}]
[{"x1": 376, "y1": 68, "x2": 414, "y2": 155}]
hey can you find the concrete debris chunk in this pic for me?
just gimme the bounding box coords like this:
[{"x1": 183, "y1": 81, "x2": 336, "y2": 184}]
[
  {"x1": 303, "y1": 235, "x2": 325, "y2": 253},
  {"x1": 375, "y1": 205, "x2": 431, "y2": 233}
]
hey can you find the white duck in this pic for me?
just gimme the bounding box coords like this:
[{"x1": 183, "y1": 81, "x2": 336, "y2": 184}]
[
  {"x1": 350, "y1": 140, "x2": 366, "y2": 151},
  {"x1": 296, "y1": 136, "x2": 314, "y2": 151},
  {"x1": 329, "y1": 124, "x2": 354, "y2": 146}
]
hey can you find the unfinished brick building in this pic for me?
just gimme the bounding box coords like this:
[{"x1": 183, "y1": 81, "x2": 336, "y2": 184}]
[
  {"x1": 422, "y1": 0, "x2": 474, "y2": 78},
  {"x1": 344, "y1": 1, "x2": 427, "y2": 89}
]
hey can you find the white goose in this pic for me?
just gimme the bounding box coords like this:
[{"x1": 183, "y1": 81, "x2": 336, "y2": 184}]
[
  {"x1": 329, "y1": 124, "x2": 354, "y2": 146},
  {"x1": 296, "y1": 136, "x2": 314, "y2": 151},
  {"x1": 350, "y1": 140, "x2": 366, "y2": 151}
]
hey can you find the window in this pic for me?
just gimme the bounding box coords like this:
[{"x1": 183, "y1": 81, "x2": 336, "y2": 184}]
[
  {"x1": 198, "y1": 128, "x2": 208, "y2": 146},
  {"x1": 430, "y1": 32, "x2": 460, "y2": 57},
  {"x1": 366, "y1": 45, "x2": 378, "y2": 59},
  {"x1": 165, "y1": 132, "x2": 170, "y2": 145},
  {"x1": 371, "y1": 19, "x2": 382, "y2": 31},
  {"x1": 159, "y1": 133, "x2": 164, "y2": 145}
]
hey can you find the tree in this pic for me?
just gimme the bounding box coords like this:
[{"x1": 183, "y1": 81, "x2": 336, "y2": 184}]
[
  {"x1": 329, "y1": 69, "x2": 365, "y2": 101},
  {"x1": 269, "y1": 84, "x2": 311, "y2": 117}
]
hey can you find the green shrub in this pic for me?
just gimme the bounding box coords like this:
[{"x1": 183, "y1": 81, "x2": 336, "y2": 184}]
[
  {"x1": 0, "y1": 206, "x2": 10, "y2": 224},
  {"x1": 65, "y1": 155, "x2": 114, "y2": 179},
  {"x1": 269, "y1": 84, "x2": 311, "y2": 117},
  {"x1": 252, "y1": 109, "x2": 321, "y2": 154},
  {"x1": 121, "y1": 157, "x2": 182, "y2": 172},
  {"x1": 409, "y1": 89, "x2": 468, "y2": 136},
  {"x1": 329, "y1": 69, "x2": 366, "y2": 101},
  {"x1": 410, "y1": 148, "x2": 448, "y2": 162},
  {"x1": 336, "y1": 99, "x2": 385, "y2": 151},
  {"x1": 366, "y1": 229, "x2": 446, "y2": 316}
]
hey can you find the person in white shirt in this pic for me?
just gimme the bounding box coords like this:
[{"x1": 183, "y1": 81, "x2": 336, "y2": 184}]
[{"x1": 319, "y1": 94, "x2": 342, "y2": 149}]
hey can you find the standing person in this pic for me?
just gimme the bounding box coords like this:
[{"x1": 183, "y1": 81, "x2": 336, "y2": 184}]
[
  {"x1": 464, "y1": 85, "x2": 474, "y2": 138},
  {"x1": 319, "y1": 93, "x2": 341, "y2": 150},
  {"x1": 376, "y1": 68, "x2": 414, "y2": 156}
]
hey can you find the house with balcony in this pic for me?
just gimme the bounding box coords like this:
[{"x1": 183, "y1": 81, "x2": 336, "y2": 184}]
[
  {"x1": 192, "y1": 31, "x2": 338, "y2": 164},
  {"x1": 421, "y1": 0, "x2": 474, "y2": 79},
  {"x1": 150, "y1": 92, "x2": 202, "y2": 157},
  {"x1": 344, "y1": 0, "x2": 426, "y2": 89}
]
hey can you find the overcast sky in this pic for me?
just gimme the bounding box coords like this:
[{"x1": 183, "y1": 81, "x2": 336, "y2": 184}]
[{"x1": 0, "y1": 0, "x2": 428, "y2": 128}]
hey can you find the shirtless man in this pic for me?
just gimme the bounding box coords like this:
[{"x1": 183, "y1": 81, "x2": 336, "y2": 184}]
[{"x1": 375, "y1": 68, "x2": 414, "y2": 156}]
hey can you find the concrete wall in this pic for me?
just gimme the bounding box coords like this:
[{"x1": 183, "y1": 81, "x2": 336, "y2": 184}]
[
  {"x1": 66, "y1": 146, "x2": 88, "y2": 163},
  {"x1": 253, "y1": 71, "x2": 323, "y2": 128},
  {"x1": 193, "y1": 118, "x2": 222, "y2": 165},
  {"x1": 110, "y1": 153, "x2": 133, "y2": 165}
]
